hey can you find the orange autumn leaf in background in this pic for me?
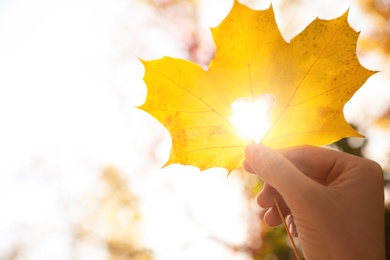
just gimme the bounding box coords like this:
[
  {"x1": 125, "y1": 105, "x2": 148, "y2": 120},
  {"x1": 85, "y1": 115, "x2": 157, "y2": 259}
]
[{"x1": 139, "y1": 1, "x2": 374, "y2": 172}]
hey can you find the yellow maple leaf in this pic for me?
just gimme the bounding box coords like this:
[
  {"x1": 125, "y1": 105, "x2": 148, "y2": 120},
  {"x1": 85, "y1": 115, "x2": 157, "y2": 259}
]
[{"x1": 139, "y1": 1, "x2": 374, "y2": 172}]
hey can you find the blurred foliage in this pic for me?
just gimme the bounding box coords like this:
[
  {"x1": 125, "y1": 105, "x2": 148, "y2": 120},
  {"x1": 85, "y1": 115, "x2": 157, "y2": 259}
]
[
  {"x1": 74, "y1": 167, "x2": 152, "y2": 260},
  {"x1": 376, "y1": 108, "x2": 390, "y2": 129},
  {"x1": 358, "y1": 0, "x2": 390, "y2": 72},
  {"x1": 386, "y1": 203, "x2": 390, "y2": 260},
  {"x1": 254, "y1": 225, "x2": 298, "y2": 260},
  {"x1": 138, "y1": 0, "x2": 214, "y2": 65},
  {"x1": 101, "y1": 167, "x2": 152, "y2": 260}
]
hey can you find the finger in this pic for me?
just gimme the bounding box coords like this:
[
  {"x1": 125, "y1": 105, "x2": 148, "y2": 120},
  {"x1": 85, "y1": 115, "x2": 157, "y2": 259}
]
[
  {"x1": 278, "y1": 145, "x2": 355, "y2": 184},
  {"x1": 243, "y1": 160, "x2": 255, "y2": 174},
  {"x1": 245, "y1": 143, "x2": 316, "y2": 204},
  {"x1": 286, "y1": 215, "x2": 298, "y2": 237},
  {"x1": 263, "y1": 203, "x2": 291, "y2": 226},
  {"x1": 257, "y1": 183, "x2": 283, "y2": 208}
]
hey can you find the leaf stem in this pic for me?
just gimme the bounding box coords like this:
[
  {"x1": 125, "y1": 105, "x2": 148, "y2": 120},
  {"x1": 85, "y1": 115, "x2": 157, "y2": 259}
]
[{"x1": 272, "y1": 191, "x2": 301, "y2": 260}]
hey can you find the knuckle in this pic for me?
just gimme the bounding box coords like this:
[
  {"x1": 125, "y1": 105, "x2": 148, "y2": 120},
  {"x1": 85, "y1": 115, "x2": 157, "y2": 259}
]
[{"x1": 358, "y1": 158, "x2": 384, "y2": 187}]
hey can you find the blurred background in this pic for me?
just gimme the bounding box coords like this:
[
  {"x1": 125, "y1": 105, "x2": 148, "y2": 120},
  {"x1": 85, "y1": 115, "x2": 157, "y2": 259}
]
[{"x1": 0, "y1": 0, "x2": 389, "y2": 259}]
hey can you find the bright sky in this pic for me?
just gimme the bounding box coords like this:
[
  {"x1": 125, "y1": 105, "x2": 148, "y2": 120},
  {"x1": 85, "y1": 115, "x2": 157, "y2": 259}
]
[
  {"x1": 0, "y1": 0, "x2": 389, "y2": 259},
  {"x1": 0, "y1": 0, "x2": 251, "y2": 259}
]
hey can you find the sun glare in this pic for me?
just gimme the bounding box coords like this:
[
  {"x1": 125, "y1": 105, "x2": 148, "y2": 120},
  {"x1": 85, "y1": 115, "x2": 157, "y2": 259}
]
[{"x1": 231, "y1": 94, "x2": 275, "y2": 142}]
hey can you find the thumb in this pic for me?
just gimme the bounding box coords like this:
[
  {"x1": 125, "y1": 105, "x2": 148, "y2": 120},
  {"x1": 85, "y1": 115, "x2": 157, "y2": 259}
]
[{"x1": 245, "y1": 143, "x2": 314, "y2": 202}]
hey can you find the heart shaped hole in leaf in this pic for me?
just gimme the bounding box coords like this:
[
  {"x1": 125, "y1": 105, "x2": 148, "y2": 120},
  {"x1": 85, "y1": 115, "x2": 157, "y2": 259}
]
[{"x1": 231, "y1": 94, "x2": 275, "y2": 142}]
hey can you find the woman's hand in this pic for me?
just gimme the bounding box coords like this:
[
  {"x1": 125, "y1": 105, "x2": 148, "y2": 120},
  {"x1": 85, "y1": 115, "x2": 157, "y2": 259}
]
[{"x1": 244, "y1": 143, "x2": 385, "y2": 260}]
